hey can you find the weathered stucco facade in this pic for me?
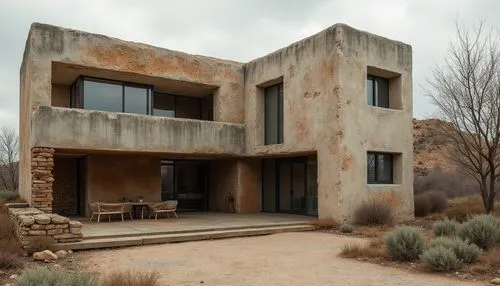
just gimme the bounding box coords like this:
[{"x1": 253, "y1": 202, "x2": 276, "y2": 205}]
[{"x1": 20, "y1": 23, "x2": 413, "y2": 222}]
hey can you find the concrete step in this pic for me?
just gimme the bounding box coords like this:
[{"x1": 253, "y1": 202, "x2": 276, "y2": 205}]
[
  {"x1": 54, "y1": 224, "x2": 315, "y2": 251},
  {"x1": 86, "y1": 221, "x2": 313, "y2": 240}
]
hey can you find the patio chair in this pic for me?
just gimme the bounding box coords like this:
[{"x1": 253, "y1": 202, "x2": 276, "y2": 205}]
[
  {"x1": 89, "y1": 202, "x2": 127, "y2": 223},
  {"x1": 148, "y1": 200, "x2": 178, "y2": 220},
  {"x1": 123, "y1": 203, "x2": 134, "y2": 220}
]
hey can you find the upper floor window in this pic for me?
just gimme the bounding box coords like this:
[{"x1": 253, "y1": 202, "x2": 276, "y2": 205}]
[
  {"x1": 366, "y1": 75, "x2": 389, "y2": 108},
  {"x1": 367, "y1": 152, "x2": 393, "y2": 184},
  {"x1": 71, "y1": 77, "x2": 152, "y2": 115},
  {"x1": 264, "y1": 82, "x2": 283, "y2": 145},
  {"x1": 70, "y1": 77, "x2": 213, "y2": 120}
]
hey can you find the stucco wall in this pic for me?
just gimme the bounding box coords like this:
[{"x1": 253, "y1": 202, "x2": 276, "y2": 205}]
[
  {"x1": 244, "y1": 24, "x2": 413, "y2": 221},
  {"x1": 31, "y1": 106, "x2": 246, "y2": 156},
  {"x1": 84, "y1": 154, "x2": 160, "y2": 216},
  {"x1": 51, "y1": 84, "x2": 70, "y2": 107}
]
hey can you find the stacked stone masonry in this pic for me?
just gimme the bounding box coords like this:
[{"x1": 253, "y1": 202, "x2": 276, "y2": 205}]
[
  {"x1": 31, "y1": 147, "x2": 55, "y2": 213},
  {"x1": 7, "y1": 206, "x2": 83, "y2": 246}
]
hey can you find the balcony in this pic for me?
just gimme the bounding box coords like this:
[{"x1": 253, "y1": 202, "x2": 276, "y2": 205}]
[{"x1": 31, "y1": 106, "x2": 246, "y2": 156}]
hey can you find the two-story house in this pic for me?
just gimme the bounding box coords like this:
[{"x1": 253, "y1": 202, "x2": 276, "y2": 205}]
[{"x1": 19, "y1": 23, "x2": 413, "y2": 221}]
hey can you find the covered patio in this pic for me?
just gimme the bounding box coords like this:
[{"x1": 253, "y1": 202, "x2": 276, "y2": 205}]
[
  {"x1": 54, "y1": 212, "x2": 315, "y2": 250},
  {"x1": 80, "y1": 212, "x2": 314, "y2": 239}
]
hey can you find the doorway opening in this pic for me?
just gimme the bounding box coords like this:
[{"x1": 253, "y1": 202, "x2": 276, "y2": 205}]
[
  {"x1": 52, "y1": 155, "x2": 86, "y2": 216},
  {"x1": 161, "y1": 160, "x2": 209, "y2": 211},
  {"x1": 261, "y1": 155, "x2": 318, "y2": 216}
]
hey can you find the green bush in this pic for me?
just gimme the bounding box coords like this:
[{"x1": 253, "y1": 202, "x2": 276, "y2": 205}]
[
  {"x1": 452, "y1": 239, "x2": 482, "y2": 264},
  {"x1": 433, "y1": 218, "x2": 460, "y2": 237},
  {"x1": 458, "y1": 215, "x2": 500, "y2": 250},
  {"x1": 354, "y1": 200, "x2": 393, "y2": 226},
  {"x1": 340, "y1": 223, "x2": 354, "y2": 233},
  {"x1": 427, "y1": 237, "x2": 482, "y2": 264},
  {"x1": 420, "y1": 245, "x2": 462, "y2": 271},
  {"x1": 384, "y1": 226, "x2": 424, "y2": 261},
  {"x1": 14, "y1": 267, "x2": 98, "y2": 286},
  {"x1": 0, "y1": 190, "x2": 20, "y2": 202}
]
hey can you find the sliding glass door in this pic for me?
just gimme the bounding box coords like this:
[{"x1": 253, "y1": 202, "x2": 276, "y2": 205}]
[{"x1": 262, "y1": 156, "x2": 318, "y2": 216}]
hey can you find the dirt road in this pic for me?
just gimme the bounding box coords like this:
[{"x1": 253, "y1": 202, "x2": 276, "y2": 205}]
[{"x1": 81, "y1": 232, "x2": 484, "y2": 286}]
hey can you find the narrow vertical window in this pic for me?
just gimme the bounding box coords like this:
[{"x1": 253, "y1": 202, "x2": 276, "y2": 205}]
[
  {"x1": 366, "y1": 75, "x2": 389, "y2": 108},
  {"x1": 264, "y1": 83, "x2": 284, "y2": 145}
]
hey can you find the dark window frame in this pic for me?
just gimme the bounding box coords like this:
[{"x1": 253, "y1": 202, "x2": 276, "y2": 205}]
[
  {"x1": 366, "y1": 75, "x2": 389, "y2": 108},
  {"x1": 367, "y1": 152, "x2": 394, "y2": 184},
  {"x1": 264, "y1": 82, "x2": 284, "y2": 145}
]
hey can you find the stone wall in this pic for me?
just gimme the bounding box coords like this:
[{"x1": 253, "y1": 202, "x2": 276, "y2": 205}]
[
  {"x1": 31, "y1": 147, "x2": 55, "y2": 213},
  {"x1": 7, "y1": 205, "x2": 82, "y2": 246}
]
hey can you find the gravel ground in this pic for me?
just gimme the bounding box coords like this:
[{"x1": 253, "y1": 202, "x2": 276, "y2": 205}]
[{"x1": 81, "y1": 232, "x2": 485, "y2": 286}]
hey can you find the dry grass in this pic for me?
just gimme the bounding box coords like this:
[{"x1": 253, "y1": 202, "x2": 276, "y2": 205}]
[
  {"x1": 444, "y1": 196, "x2": 500, "y2": 222},
  {"x1": 0, "y1": 252, "x2": 23, "y2": 270},
  {"x1": 468, "y1": 245, "x2": 500, "y2": 275},
  {"x1": 340, "y1": 238, "x2": 387, "y2": 259},
  {"x1": 312, "y1": 218, "x2": 339, "y2": 230},
  {"x1": 355, "y1": 225, "x2": 391, "y2": 238},
  {"x1": 101, "y1": 270, "x2": 161, "y2": 286},
  {"x1": 0, "y1": 201, "x2": 22, "y2": 256}
]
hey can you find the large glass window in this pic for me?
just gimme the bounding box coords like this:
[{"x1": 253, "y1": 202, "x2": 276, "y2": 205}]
[
  {"x1": 83, "y1": 80, "x2": 123, "y2": 112},
  {"x1": 73, "y1": 77, "x2": 152, "y2": 114},
  {"x1": 366, "y1": 75, "x2": 389, "y2": 108},
  {"x1": 264, "y1": 83, "x2": 284, "y2": 145},
  {"x1": 367, "y1": 152, "x2": 393, "y2": 184},
  {"x1": 153, "y1": 93, "x2": 175, "y2": 117},
  {"x1": 124, "y1": 86, "x2": 149, "y2": 114}
]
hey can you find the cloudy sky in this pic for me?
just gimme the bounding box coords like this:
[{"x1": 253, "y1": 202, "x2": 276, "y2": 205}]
[{"x1": 0, "y1": 0, "x2": 499, "y2": 131}]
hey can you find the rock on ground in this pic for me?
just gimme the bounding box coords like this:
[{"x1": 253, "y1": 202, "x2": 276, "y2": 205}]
[
  {"x1": 33, "y1": 250, "x2": 58, "y2": 261},
  {"x1": 54, "y1": 250, "x2": 68, "y2": 259}
]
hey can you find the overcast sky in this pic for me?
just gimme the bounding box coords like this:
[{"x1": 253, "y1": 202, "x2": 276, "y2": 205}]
[{"x1": 0, "y1": 0, "x2": 499, "y2": 131}]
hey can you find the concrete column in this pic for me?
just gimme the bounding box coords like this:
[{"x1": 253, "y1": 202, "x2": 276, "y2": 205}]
[{"x1": 31, "y1": 147, "x2": 55, "y2": 213}]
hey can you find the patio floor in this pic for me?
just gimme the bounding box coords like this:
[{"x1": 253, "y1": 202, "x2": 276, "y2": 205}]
[{"x1": 79, "y1": 212, "x2": 314, "y2": 239}]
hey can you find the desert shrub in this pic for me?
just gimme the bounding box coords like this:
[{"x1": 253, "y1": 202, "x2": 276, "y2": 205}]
[
  {"x1": 14, "y1": 267, "x2": 98, "y2": 286},
  {"x1": 414, "y1": 193, "x2": 432, "y2": 217},
  {"x1": 458, "y1": 215, "x2": 500, "y2": 250},
  {"x1": 384, "y1": 226, "x2": 424, "y2": 261},
  {"x1": 414, "y1": 168, "x2": 476, "y2": 197},
  {"x1": 0, "y1": 252, "x2": 23, "y2": 270},
  {"x1": 426, "y1": 190, "x2": 448, "y2": 213},
  {"x1": 354, "y1": 200, "x2": 393, "y2": 226},
  {"x1": 452, "y1": 239, "x2": 482, "y2": 264},
  {"x1": 340, "y1": 223, "x2": 354, "y2": 233},
  {"x1": 26, "y1": 236, "x2": 56, "y2": 254},
  {"x1": 101, "y1": 270, "x2": 161, "y2": 286},
  {"x1": 0, "y1": 211, "x2": 16, "y2": 240},
  {"x1": 0, "y1": 190, "x2": 20, "y2": 202},
  {"x1": 426, "y1": 237, "x2": 482, "y2": 264},
  {"x1": 414, "y1": 190, "x2": 448, "y2": 217},
  {"x1": 433, "y1": 218, "x2": 460, "y2": 237},
  {"x1": 312, "y1": 218, "x2": 339, "y2": 230},
  {"x1": 339, "y1": 242, "x2": 385, "y2": 259},
  {"x1": 420, "y1": 246, "x2": 462, "y2": 271}
]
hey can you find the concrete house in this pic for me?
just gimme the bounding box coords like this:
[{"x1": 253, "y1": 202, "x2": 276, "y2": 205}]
[{"x1": 19, "y1": 23, "x2": 413, "y2": 221}]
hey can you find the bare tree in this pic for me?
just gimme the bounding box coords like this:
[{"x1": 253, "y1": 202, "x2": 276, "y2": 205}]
[
  {"x1": 0, "y1": 127, "x2": 19, "y2": 191},
  {"x1": 426, "y1": 21, "x2": 500, "y2": 214}
]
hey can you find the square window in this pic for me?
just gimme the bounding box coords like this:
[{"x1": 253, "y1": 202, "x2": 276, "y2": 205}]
[{"x1": 367, "y1": 152, "x2": 393, "y2": 184}]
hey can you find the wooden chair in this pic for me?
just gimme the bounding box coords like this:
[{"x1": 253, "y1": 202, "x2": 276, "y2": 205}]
[
  {"x1": 88, "y1": 202, "x2": 127, "y2": 223},
  {"x1": 148, "y1": 200, "x2": 178, "y2": 220}
]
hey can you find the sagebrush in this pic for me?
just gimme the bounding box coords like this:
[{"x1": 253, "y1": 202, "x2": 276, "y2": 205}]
[
  {"x1": 14, "y1": 267, "x2": 98, "y2": 286},
  {"x1": 458, "y1": 215, "x2": 500, "y2": 250},
  {"x1": 433, "y1": 218, "x2": 460, "y2": 237},
  {"x1": 354, "y1": 200, "x2": 393, "y2": 226},
  {"x1": 0, "y1": 190, "x2": 20, "y2": 202},
  {"x1": 420, "y1": 245, "x2": 462, "y2": 271},
  {"x1": 384, "y1": 226, "x2": 424, "y2": 261},
  {"x1": 427, "y1": 237, "x2": 482, "y2": 264}
]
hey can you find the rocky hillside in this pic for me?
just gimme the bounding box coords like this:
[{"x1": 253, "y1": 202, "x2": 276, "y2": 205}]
[{"x1": 413, "y1": 119, "x2": 455, "y2": 176}]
